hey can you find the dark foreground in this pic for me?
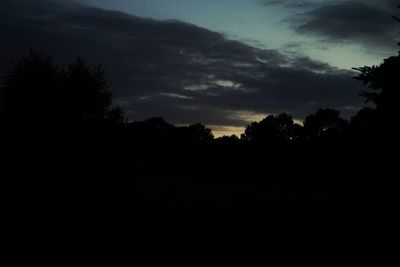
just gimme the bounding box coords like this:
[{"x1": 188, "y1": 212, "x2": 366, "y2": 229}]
[{"x1": 3, "y1": 165, "x2": 400, "y2": 266}]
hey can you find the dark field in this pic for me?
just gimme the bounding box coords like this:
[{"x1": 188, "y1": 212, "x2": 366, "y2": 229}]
[{"x1": 4, "y1": 168, "x2": 400, "y2": 266}]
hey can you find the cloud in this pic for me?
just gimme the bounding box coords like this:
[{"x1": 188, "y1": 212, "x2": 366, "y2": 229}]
[
  {"x1": 264, "y1": 0, "x2": 314, "y2": 8},
  {"x1": 285, "y1": 0, "x2": 400, "y2": 51},
  {"x1": 0, "y1": 0, "x2": 364, "y2": 133}
]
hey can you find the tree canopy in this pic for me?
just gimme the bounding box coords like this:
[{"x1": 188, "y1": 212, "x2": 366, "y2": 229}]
[{"x1": 0, "y1": 51, "x2": 122, "y2": 126}]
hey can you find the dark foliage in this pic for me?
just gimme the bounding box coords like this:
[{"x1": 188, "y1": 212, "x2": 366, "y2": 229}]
[{"x1": 243, "y1": 113, "x2": 300, "y2": 144}]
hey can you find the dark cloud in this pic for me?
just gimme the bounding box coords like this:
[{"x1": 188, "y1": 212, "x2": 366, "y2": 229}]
[
  {"x1": 264, "y1": 0, "x2": 314, "y2": 8},
  {"x1": 0, "y1": 0, "x2": 364, "y2": 131},
  {"x1": 287, "y1": 0, "x2": 400, "y2": 51}
]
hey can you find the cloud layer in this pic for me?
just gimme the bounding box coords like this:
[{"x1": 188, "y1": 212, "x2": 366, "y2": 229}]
[
  {"x1": 264, "y1": 0, "x2": 314, "y2": 8},
  {"x1": 273, "y1": 0, "x2": 400, "y2": 52},
  {"x1": 0, "y1": 0, "x2": 365, "y2": 133}
]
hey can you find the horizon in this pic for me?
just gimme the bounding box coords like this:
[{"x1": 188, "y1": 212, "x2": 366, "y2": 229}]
[{"x1": 1, "y1": 0, "x2": 398, "y2": 136}]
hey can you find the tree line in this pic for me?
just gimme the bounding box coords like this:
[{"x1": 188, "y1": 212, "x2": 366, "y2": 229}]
[{"x1": 0, "y1": 48, "x2": 398, "y2": 182}]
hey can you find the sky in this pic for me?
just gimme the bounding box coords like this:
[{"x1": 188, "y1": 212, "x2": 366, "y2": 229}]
[
  {"x1": 1, "y1": 0, "x2": 399, "y2": 136},
  {"x1": 78, "y1": 0, "x2": 399, "y2": 68}
]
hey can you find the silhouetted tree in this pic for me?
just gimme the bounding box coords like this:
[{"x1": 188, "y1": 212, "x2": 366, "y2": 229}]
[
  {"x1": 0, "y1": 51, "x2": 126, "y2": 176},
  {"x1": 353, "y1": 15, "x2": 400, "y2": 158},
  {"x1": 303, "y1": 108, "x2": 348, "y2": 141},
  {"x1": 61, "y1": 57, "x2": 112, "y2": 121},
  {"x1": 106, "y1": 105, "x2": 127, "y2": 124},
  {"x1": 349, "y1": 107, "x2": 378, "y2": 135},
  {"x1": 0, "y1": 51, "x2": 122, "y2": 126},
  {"x1": 354, "y1": 55, "x2": 400, "y2": 138},
  {"x1": 215, "y1": 134, "x2": 240, "y2": 145},
  {"x1": 0, "y1": 50, "x2": 60, "y2": 125},
  {"x1": 348, "y1": 107, "x2": 379, "y2": 156},
  {"x1": 243, "y1": 113, "x2": 300, "y2": 144},
  {"x1": 178, "y1": 123, "x2": 214, "y2": 145},
  {"x1": 354, "y1": 56, "x2": 400, "y2": 110},
  {"x1": 129, "y1": 117, "x2": 175, "y2": 140}
]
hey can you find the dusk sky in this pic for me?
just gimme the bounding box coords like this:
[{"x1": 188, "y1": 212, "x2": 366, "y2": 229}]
[
  {"x1": 79, "y1": 0, "x2": 399, "y2": 68},
  {"x1": 1, "y1": 0, "x2": 399, "y2": 136}
]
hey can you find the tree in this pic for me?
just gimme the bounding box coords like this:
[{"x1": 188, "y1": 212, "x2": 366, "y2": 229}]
[
  {"x1": 353, "y1": 54, "x2": 400, "y2": 151},
  {"x1": 353, "y1": 12, "x2": 400, "y2": 132},
  {"x1": 243, "y1": 113, "x2": 300, "y2": 144},
  {"x1": 0, "y1": 51, "x2": 124, "y2": 126},
  {"x1": 353, "y1": 12, "x2": 400, "y2": 158},
  {"x1": 106, "y1": 105, "x2": 127, "y2": 124},
  {"x1": 354, "y1": 56, "x2": 400, "y2": 113},
  {"x1": 303, "y1": 109, "x2": 348, "y2": 140},
  {"x1": 61, "y1": 57, "x2": 113, "y2": 121},
  {"x1": 348, "y1": 107, "x2": 379, "y2": 156},
  {"x1": 178, "y1": 123, "x2": 214, "y2": 144},
  {"x1": 0, "y1": 51, "x2": 126, "y2": 175},
  {"x1": 215, "y1": 134, "x2": 240, "y2": 145},
  {"x1": 350, "y1": 107, "x2": 378, "y2": 133},
  {"x1": 0, "y1": 50, "x2": 60, "y2": 124}
]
